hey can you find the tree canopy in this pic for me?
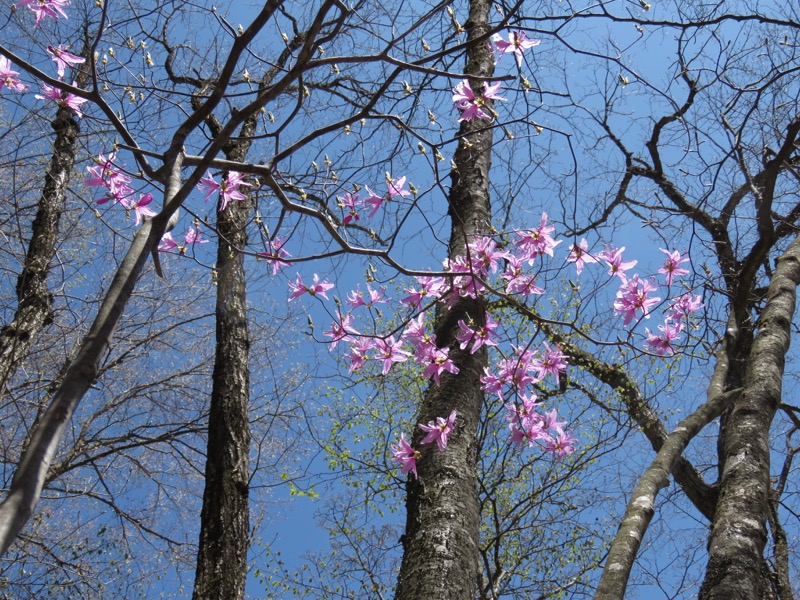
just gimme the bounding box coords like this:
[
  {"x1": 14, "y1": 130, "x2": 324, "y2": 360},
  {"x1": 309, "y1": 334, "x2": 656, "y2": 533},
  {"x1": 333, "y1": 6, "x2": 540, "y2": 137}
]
[{"x1": 1, "y1": 0, "x2": 799, "y2": 598}]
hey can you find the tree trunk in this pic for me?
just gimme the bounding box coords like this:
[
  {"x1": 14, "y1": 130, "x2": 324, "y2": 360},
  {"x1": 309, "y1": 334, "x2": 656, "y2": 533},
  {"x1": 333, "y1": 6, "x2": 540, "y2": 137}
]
[
  {"x1": 699, "y1": 234, "x2": 800, "y2": 599},
  {"x1": 0, "y1": 52, "x2": 91, "y2": 398},
  {"x1": 394, "y1": 1, "x2": 494, "y2": 597},
  {"x1": 191, "y1": 188, "x2": 251, "y2": 600},
  {"x1": 0, "y1": 107, "x2": 76, "y2": 394},
  {"x1": 191, "y1": 111, "x2": 256, "y2": 597}
]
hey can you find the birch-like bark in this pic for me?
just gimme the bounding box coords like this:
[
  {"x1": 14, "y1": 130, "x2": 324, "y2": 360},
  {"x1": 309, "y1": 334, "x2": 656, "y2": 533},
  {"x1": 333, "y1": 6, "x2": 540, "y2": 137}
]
[
  {"x1": 593, "y1": 387, "x2": 740, "y2": 600},
  {"x1": 0, "y1": 156, "x2": 184, "y2": 557},
  {"x1": 699, "y1": 233, "x2": 800, "y2": 599},
  {"x1": 395, "y1": 1, "x2": 494, "y2": 597}
]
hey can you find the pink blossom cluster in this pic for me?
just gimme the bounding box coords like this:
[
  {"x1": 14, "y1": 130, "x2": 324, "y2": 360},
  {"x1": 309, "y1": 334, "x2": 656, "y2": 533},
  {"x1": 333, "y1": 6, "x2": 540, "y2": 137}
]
[
  {"x1": 155, "y1": 170, "x2": 255, "y2": 260},
  {"x1": 448, "y1": 30, "x2": 540, "y2": 123},
  {"x1": 10, "y1": 2, "x2": 89, "y2": 115},
  {"x1": 602, "y1": 245, "x2": 701, "y2": 354},
  {"x1": 565, "y1": 240, "x2": 703, "y2": 356},
  {"x1": 336, "y1": 175, "x2": 411, "y2": 223},
  {"x1": 85, "y1": 153, "x2": 157, "y2": 224},
  {"x1": 82, "y1": 153, "x2": 216, "y2": 255},
  {"x1": 391, "y1": 410, "x2": 458, "y2": 479},
  {"x1": 198, "y1": 171, "x2": 252, "y2": 212},
  {"x1": 506, "y1": 394, "x2": 576, "y2": 457},
  {"x1": 284, "y1": 215, "x2": 577, "y2": 477},
  {"x1": 479, "y1": 342, "x2": 571, "y2": 454}
]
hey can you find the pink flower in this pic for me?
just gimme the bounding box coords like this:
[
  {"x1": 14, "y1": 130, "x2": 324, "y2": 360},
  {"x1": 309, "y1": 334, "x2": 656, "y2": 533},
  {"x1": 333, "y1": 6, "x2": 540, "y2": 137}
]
[
  {"x1": 120, "y1": 193, "x2": 157, "y2": 225},
  {"x1": 492, "y1": 30, "x2": 541, "y2": 66},
  {"x1": 669, "y1": 293, "x2": 704, "y2": 320},
  {"x1": 544, "y1": 428, "x2": 577, "y2": 458},
  {"x1": 542, "y1": 408, "x2": 567, "y2": 431},
  {"x1": 0, "y1": 56, "x2": 28, "y2": 93},
  {"x1": 613, "y1": 275, "x2": 661, "y2": 325},
  {"x1": 481, "y1": 368, "x2": 506, "y2": 399},
  {"x1": 36, "y1": 82, "x2": 65, "y2": 101},
  {"x1": 645, "y1": 320, "x2": 683, "y2": 355},
  {"x1": 158, "y1": 227, "x2": 209, "y2": 255},
  {"x1": 467, "y1": 236, "x2": 509, "y2": 276},
  {"x1": 35, "y1": 82, "x2": 87, "y2": 117},
  {"x1": 515, "y1": 213, "x2": 561, "y2": 262},
  {"x1": 510, "y1": 419, "x2": 547, "y2": 447},
  {"x1": 96, "y1": 180, "x2": 134, "y2": 205},
  {"x1": 198, "y1": 171, "x2": 220, "y2": 200},
  {"x1": 363, "y1": 176, "x2": 411, "y2": 218},
  {"x1": 566, "y1": 238, "x2": 598, "y2": 275},
  {"x1": 345, "y1": 337, "x2": 375, "y2": 372},
  {"x1": 362, "y1": 186, "x2": 384, "y2": 218},
  {"x1": 419, "y1": 410, "x2": 457, "y2": 451},
  {"x1": 85, "y1": 153, "x2": 131, "y2": 191},
  {"x1": 198, "y1": 171, "x2": 251, "y2": 210},
  {"x1": 387, "y1": 176, "x2": 411, "y2": 198},
  {"x1": 455, "y1": 314, "x2": 498, "y2": 354},
  {"x1": 391, "y1": 433, "x2": 419, "y2": 479},
  {"x1": 402, "y1": 313, "x2": 428, "y2": 346},
  {"x1": 505, "y1": 392, "x2": 542, "y2": 428},
  {"x1": 658, "y1": 249, "x2": 690, "y2": 286},
  {"x1": 373, "y1": 335, "x2": 411, "y2": 375},
  {"x1": 420, "y1": 345, "x2": 460, "y2": 385},
  {"x1": 184, "y1": 226, "x2": 209, "y2": 246},
  {"x1": 346, "y1": 284, "x2": 389, "y2": 309},
  {"x1": 401, "y1": 275, "x2": 448, "y2": 308},
  {"x1": 452, "y1": 80, "x2": 505, "y2": 122},
  {"x1": 598, "y1": 245, "x2": 637, "y2": 281},
  {"x1": 531, "y1": 343, "x2": 568, "y2": 385},
  {"x1": 497, "y1": 351, "x2": 536, "y2": 394},
  {"x1": 158, "y1": 232, "x2": 178, "y2": 253},
  {"x1": 323, "y1": 311, "x2": 358, "y2": 350},
  {"x1": 500, "y1": 254, "x2": 545, "y2": 296},
  {"x1": 338, "y1": 192, "x2": 361, "y2": 224},
  {"x1": 218, "y1": 171, "x2": 251, "y2": 211},
  {"x1": 47, "y1": 45, "x2": 85, "y2": 78},
  {"x1": 257, "y1": 237, "x2": 293, "y2": 275},
  {"x1": 287, "y1": 273, "x2": 334, "y2": 301},
  {"x1": 17, "y1": 0, "x2": 70, "y2": 25}
]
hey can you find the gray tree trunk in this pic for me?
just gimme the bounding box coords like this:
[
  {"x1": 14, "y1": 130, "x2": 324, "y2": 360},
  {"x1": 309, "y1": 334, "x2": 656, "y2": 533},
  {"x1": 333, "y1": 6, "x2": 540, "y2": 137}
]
[
  {"x1": 699, "y1": 234, "x2": 800, "y2": 599},
  {"x1": 395, "y1": 0, "x2": 494, "y2": 597}
]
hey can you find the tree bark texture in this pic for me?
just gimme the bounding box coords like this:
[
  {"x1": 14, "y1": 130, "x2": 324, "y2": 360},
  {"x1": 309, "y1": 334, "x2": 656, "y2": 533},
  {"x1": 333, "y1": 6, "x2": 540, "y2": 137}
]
[
  {"x1": 699, "y1": 233, "x2": 800, "y2": 600},
  {"x1": 191, "y1": 189, "x2": 251, "y2": 600},
  {"x1": 0, "y1": 52, "x2": 92, "y2": 397},
  {"x1": 0, "y1": 107, "x2": 78, "y2": 395},
  {"x1": 594, "y1": 388, "x2": 740, "y2": 600},
  {"x1": 0, "y1": 154, "x2": 184, "y2": 556},
  {"x1": 191, "y1": 122, "x2": 254, "y2": 598},
  {"x1": 395, "y1": 1, "x2": 494, "y2": 598}
]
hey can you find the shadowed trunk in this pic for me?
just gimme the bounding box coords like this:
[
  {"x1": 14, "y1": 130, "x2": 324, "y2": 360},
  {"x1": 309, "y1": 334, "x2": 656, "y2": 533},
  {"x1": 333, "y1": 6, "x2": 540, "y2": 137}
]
[
  {"x1": 0, "y1": 54, "x2": 91, "y2": 399},
  {"x1": 395, "y1": 0, "x2": 494, "y2": 597},
  {"x1": 191, "y1": 185, "x2": 251, "y2": 600},
  {"x1": 190, "y1": 104, "x2": 256, "y2": 600}
]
